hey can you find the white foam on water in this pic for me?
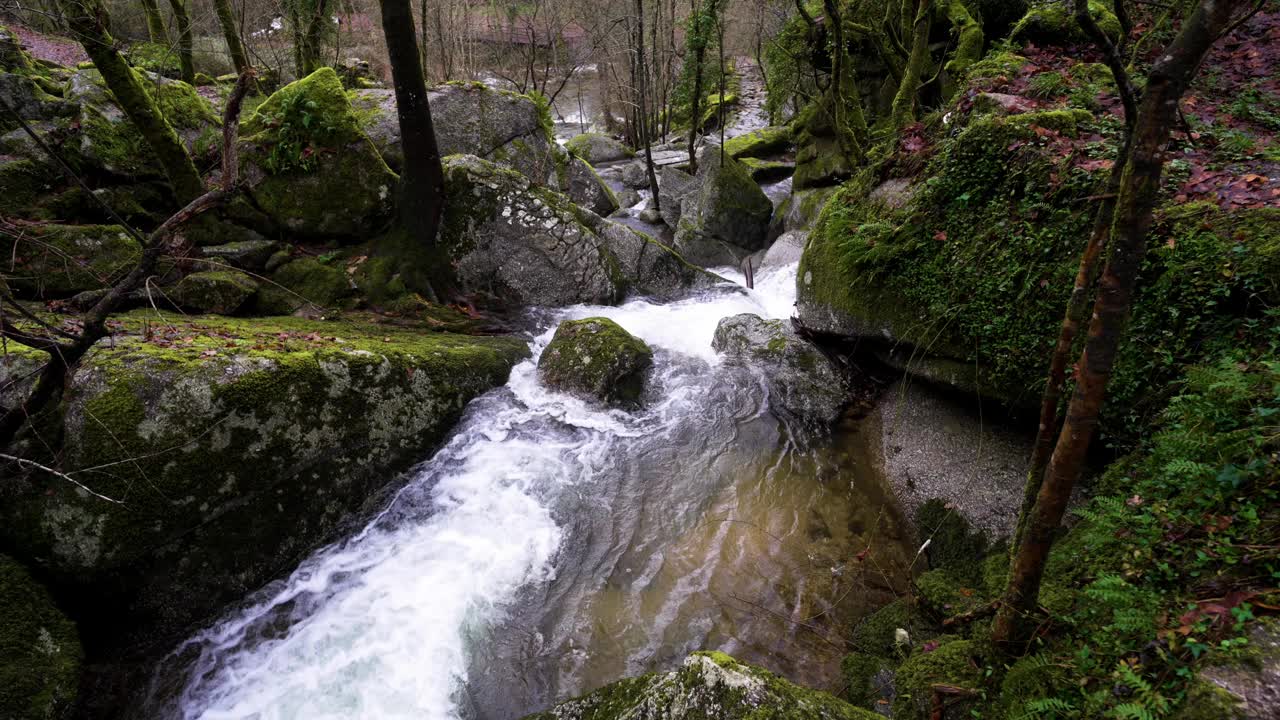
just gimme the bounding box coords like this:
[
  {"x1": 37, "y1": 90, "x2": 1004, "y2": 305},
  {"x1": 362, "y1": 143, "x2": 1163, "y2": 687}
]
[{"x1": 168, "y1": 261, "x2": 799, "y2": 720}]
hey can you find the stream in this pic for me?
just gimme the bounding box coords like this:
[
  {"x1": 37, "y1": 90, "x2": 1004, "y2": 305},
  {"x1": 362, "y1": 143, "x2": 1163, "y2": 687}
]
[{"x1": 146, "y1": 261, "x2": 914, "y2": 720}]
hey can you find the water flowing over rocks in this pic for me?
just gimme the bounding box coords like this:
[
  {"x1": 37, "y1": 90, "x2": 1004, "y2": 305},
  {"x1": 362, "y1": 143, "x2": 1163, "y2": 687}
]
[
  {"x1": 712, "y1": 313, "x2": 847, "y2": 428},
  {"x1": 539, "y1": 317, "x2": 653, "y2": 407}
]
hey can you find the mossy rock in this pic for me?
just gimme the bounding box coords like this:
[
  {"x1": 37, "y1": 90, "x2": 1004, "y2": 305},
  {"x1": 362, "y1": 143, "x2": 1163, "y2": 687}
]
[
  {"x1": 524, "y1": 651, "x2": 882, "y2": 719},
  {"x1": 672, "y1": 151, "x2": 773, "y2": 265},
  {"x1": 1174, "y1": 678, "x2": 1248, "y2": 720},
  {"x1": 741, "y1": 157, "x2": 795, "y2": 182},
  {"x1": 0, "y1": 554, "x2": 82, "y2": 720},
  {"x1": 171, "y1": 270, "x2": 258, "y2": 314},
  {"x1": 841, "y1": 652, "x2": 896, "y2": 710},
  {"x1": 539, "y1": 317, "x2": 653, "y2": 407},
  {"x1": 256, "y1": 257, "x2": 352, "y2": 314},
  {"x1": 123, "y1": 41, "x2": 182, "y2": 79},
  {"x1": 1010, "y1": 0, "x2": 1122, "y2": 46},
  {"x1": 963, "y1": 51, "x2": 1028, "y2": 81},
  {"x1": 0, "y1": 25, "x2": 33, "y2": 71},
  {"x1": 564, "y1": 132, "x2": 634, "y2": 164},
  {"x1": 241, "y1": 68, "x2": 398, "y2": 239},
  {"x1": 0, "y1": 223, "x2": 141, "y2": 298},
  {"x1": 851, "y1": 598, "x2": 935, "y2": 659},
  {"x1": 916, "y1": 568, "x2": 988, "y2": 618},
  {"x1": 199, "y1": 238, "x2": 280, "y2": 272},
  {"x1": 916, "y1": 498, "x2": 989, "y2": 582},
  {"x1": 892, "y1": 638, "x2": 983, "y2": 720},
  {"x1": 0, "y1": 313, "x2": 529, "y2": 648},
  {"x1": 724, "y1": 126, "x2": 792, "y2": 159}
]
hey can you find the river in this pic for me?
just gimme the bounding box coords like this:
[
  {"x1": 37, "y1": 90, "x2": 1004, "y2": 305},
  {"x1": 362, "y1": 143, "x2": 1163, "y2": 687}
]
[{"x1": 145, "y1": 251, "x2": 910, "y2": 720}]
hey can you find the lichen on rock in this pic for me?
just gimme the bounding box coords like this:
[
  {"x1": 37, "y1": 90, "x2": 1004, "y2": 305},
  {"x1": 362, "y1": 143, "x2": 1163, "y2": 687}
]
[{"x1": 539, "y1": 317, "x2": 653, "y2": 407}]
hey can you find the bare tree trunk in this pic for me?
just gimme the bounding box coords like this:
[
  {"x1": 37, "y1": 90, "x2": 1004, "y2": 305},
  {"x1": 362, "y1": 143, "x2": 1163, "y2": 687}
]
[
  {"x1": 213, "y1": 0, "x2": 250, "y2": 73},
  {"x1": 685, "y1": 0, "x2": 712, "y2": 174},
  {"x1": 166, "y1": 0, "x2": 196, "y2": 83},
  {"x1": 58, "y1": 0, "x2": 204, "y2": 202},
  {"x1": 993, "y1": 0, "x2": 1255, "y2": 648},
  {"x1": 140, "y1": 0, "x2": 168, "y2": 43},
  {"x1": 378, "y1": 0, "x2": 450, "y2": 301},
  {"x1": 635, "y1": 0, "x2": 660, "y2": 210}
]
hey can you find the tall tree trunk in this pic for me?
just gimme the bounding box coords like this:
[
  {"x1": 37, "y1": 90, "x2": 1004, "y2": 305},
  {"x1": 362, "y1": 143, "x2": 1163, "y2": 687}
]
[
  {"x1": 295, "y1": 0, "x2": 330, "y2": 77},
  {"x1": 636, "y1": 0, "x2": 660, "y2": 210},
  {"x1": 213, "y1": 0, "x2": 250, "y2": 73},
  {"x1": 685, "y1": 0, "x2": 711, "y2": 174},
  {"x1": 166, "y1": 0, "x2": 196, "y2": 83},
  {"x1": 58, "y1": 0, "x2": 204, "y2": 203},
  {"x1": 992, "y1": 0, "x2": 1253, "y2": 648},
  {"x1": 139, "y1": 0, "x2": 168, "y2": 43},
  {"x1": 377, "y1": 0, "x2": 450, "y2": 301},
  {"x1": 890, "y1": 0, "x2": 931, "y2": 129}
]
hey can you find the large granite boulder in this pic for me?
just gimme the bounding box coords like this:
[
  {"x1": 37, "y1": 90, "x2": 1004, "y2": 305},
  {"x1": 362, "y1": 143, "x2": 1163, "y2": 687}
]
[
  {"x1": 523, "y1": 652, "x2": 880, "y2": 719},
  {"x1": 441, "y1": 155, "x2": 709, "y2": 307},
  {"x1": 671, "y1": 152, "x2": 773, "y2": 266},
  {"x1": 0, "y1": 223, "x2": 141, "y2": 298},
  {"x1": 353, "y1": 84, "x2": 616, "y2": 217},
  {"x1": 0, "y1": 316, "x2": 528, "y2": 650},
  {"x1": 539, "y1": 317, "x2": 653, "y2": 406},
  {"x1": 170, "y1": 270, "x2": 258, "y2": 314},
  {"x1": 241, "y1": 68, "x2": 397, "y2": 239},
  {"x1": 712, "y1": 313, "x2": 847, "y2": 427},
  {"x1": 564, "y1": 132, "x2": 633, "y2": 164},
  {"x1": 0, "y1": 554, "x2": 82, "y2": 720}
]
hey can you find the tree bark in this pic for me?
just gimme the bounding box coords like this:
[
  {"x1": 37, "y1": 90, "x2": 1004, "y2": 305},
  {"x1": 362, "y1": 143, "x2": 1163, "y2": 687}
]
[
  {"x1": 165, "y1": 0, "x2": 196, "y2": 83},
  {"x1": 139, "y1": 0, "x2": 168, "y2": 44},
  {"x1": 378, "y1": 0, "x2": 450, "y2": 301},
  {"x1": 635, "y1": 0, "x2": 661, "y2": 210},
  {"x1": 213, "y1": 0, "x2": 250, "y2": 74},
  {"x1": 685, "y1": 0, "x2": 714, "y2": 174},
  {"x1": 992, "y1": 0, "x2": 1254, "y2": 648},
  {"x1": 890, "y1": 0, "x2": 932, "y2": 129},
  {"x1": 57, "y1": 0, "x2": 204, "y2": 203}
]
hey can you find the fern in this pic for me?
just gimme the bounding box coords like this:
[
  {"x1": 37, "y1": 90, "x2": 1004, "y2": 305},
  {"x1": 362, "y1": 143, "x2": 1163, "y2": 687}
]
[{"x1": 1019, "y1": 696, "x2": 1078, "y2": 719}]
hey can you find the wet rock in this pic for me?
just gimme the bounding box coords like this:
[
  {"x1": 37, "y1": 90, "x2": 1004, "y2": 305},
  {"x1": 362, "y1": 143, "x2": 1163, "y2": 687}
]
[
  {"x1": 620, "y1": 161, "x2": 649, "y2": 189},
  {"x1": 539, "y1": 317, "x2": 653, "y2": 406},
  {"x1": 741, "y1": 157, "x2": 795, "y2": 182},
  {"x1": 1182, "y1": 618, "x2": 1280, "y2": 719},
  {"x1": 759, "y1": 230, "x2": 808, "y2": 271},
  {"x1": 241, "y1": 68, "x2": 397, "y2": 239},
  {"x1": 0, "y1": 554, "x2": 82, "y2": 720},
  {"x1": 0, "y1": 318, "x2": 529, "y2": 650},
  {"x1": 638, "y1": 207, "x2": 662, "y2": 224},
  {"x1": 672, "y1": 152, "x2": 773, "y2": 266},
  {"x1": 657, "y1": 165, "x2": 697, "y2": 229},
  {"x1": 0, "y1": 223, "x2": 141, "y2": 298},
  {"x1": 559, "y1": 152, "x2": 618, "y2": 217},
  {"x1": 712, "y1": 313, "x2": 846, "y2": 427},
  {"x1": 442, "y1": 155, "x2": 702, "y2": 307},
  {"x1": 770, "y1": 186, "x2": 838, "y2": 239},
  {"x1": 614, "y1": 188, "x2": 641, "y2": 209},
  {"x1": 723, "y1": 125, "x2": 791, "y2": 159},
  {"x1": 564, "y1": 132, "x2": 633, "y2": 164},
  {"x1": 171, "y1": 270, "x2": 258, "y2": 314},
  {"x1": 523, "y1": 652, "x2": 881, "y2": 719}
]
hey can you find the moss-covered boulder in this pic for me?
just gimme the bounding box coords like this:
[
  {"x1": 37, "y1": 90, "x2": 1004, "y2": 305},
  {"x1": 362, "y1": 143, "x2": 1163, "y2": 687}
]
[
  {"x1": 523, "y1": 652, "x2": 882, "y2": 720},
  {"x1": 672, "y1": 152, "x2": 774, "y2": 266},
  {"x1": 441, "y1": 154, "x2": 704, "y2": 307},
  {"x1": 712, "y1": 313, "x2": 847, "y2": 427},
  {"x1": 241, "y1": 68, "x2": 397, "y2": 239},
  {"x1": 1009, "y1": 0, "x2": 1122, "y2": 46},
  {"x1": 539, "y1": 317, "x2": 653, "y2": 406},
  {"x1": 255, "y1": 256, "x2": 352, "y2": 314},
  {"x1": 0, "y1": 314, "x2": 528, "y2": 649},
  {"x1": 123, "y1": 41, "x2": 182, "y2": 79},
  {"x1": 1181, "y1": 618, "x2": 1280, "y2": 719},
  {"x1": 741, "y1": 157, "x2": 795, "y2": 182},
  {"x1": 892, "y1": 638, "x2": 983, "y2": 720},
  {"x1": 657, "y1": 165, "x2": 698, "y2": 229},
  {"x1": 724, "y1": 125, "x2": 791, "y2": 159},
  {"x1": 171, "y1": 270, "x2": 258, "y2": 314},
  {"x1": 0, "y1": 223, "x2": 141, "y2": 298},
  {"x1": 841, "y1": 652, "x2": 896, "y2": 710},
  {"x1": 564, "y1": 132, "x2": 634, "y2": 164},
  {"x1": 64, "y1": 68, "x2": 219, "y2": 180},
  {"x1": 793, "y1": 90, "x2": 858, "y2": 190},
  {"x1": 199, "y1": 237, "x2": 279, "y2": 272},
  {"x1": 0, "y1": 555, "x2": 82, "y2": 720}
]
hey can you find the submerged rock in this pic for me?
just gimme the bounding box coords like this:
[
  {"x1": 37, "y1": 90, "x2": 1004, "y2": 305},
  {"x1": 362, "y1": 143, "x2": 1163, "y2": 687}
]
[
  {"x1": 0, "y1": 316, "x2": 529, "y2": 649},
  {"x1": 564, "y1": 132, "x2": 633, "y2": 164},
  {"x1": 712, "y1": 313, "x2": 846, "y2": 427},
  {"x1": 0, "y1": 554, "x2": 82, "y2": 720},
  {"x1": 539, "y1": 317, "x2": 653, "y2": 406},
  {"x1": 441, "y1": 155, "x2": 705, "y2": 307},
  {"x1": 241, "y1": 68, "x2": 397, "y2": 239},
  {"x1": 524, "y1": 651, "x2": 880, "y2": 719}
]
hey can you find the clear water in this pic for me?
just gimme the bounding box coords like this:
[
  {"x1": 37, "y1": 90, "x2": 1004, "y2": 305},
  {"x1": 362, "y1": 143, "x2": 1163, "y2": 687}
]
[{"x1": 152, "y1": 261, "x2": 911, "y2": 720}]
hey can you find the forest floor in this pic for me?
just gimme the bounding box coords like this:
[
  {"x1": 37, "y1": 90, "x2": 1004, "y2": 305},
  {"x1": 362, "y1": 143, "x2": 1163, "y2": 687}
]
[{"x1": 5, "y1": 19, "x2": 85, "y2": 66}]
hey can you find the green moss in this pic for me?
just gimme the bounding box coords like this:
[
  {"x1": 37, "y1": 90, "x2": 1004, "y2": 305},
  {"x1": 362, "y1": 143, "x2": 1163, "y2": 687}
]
[
  {"x1": 998, "y1": 654, "x2": 1069, "y2": 719},
  {"x1": 0, "y1": 555, "x2": 82, "y2": 720},
  {"x1": 124, "y1": 41, "x2": 181, "y2": 78},
  {"x1": 851, "y1": 598, "x2": 934, "y2": 659},
  {"x1": 538, "y1": 317, "x2": 653, "y2": 406},
  {"x1": 564, "y1": 133, "x2": 634, "y2": 162},
  {"x1": 1174, "y1": 680, "x2": 1246, "y2": 720},
  {"x1": 916, "y1": 498, "x2": 988, "y2": 582},
  {"x1": 1005, "y1": 108, "x2": 1094, "y2": 136},
  {"x1": 0, "y1": 223, "x2": 141, "y2": 298},
  {"x1": 723, "y1": 126, "x2": 791, "y2": 159},
  {"x1": 965, "y1": 51, "x2": 1029, "y2": 81},
  {"x1": 1010, "y1": 0, "x2": 1121, "y2": 46},
  {"x1": 892, "y1": 638, "x2": 982, "y2": 720},
  {"x1": 841, "y1": 652, "x2": 894, "y2": 708},
  {"x1": 171, "y1": 270, "x2": 258, "y2": 314},
  {"x1": 740, "y1": 157, "x2": 794, "y2": 182},
  {"x1": 256, "y1": 257, "x2": 352, "y2": 314},
  {"x1": 916, "y1": 568, "x2": 986, "y2": 617}
]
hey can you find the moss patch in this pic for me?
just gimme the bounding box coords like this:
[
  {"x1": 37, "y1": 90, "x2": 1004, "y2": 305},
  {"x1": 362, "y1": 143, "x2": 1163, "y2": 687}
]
[
  {"x1": 0, "y1": 554, "x2": 82, "y2": 720},
  {"x1": 538, "y1": 317, "x2": 653, "y2": 407}
]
